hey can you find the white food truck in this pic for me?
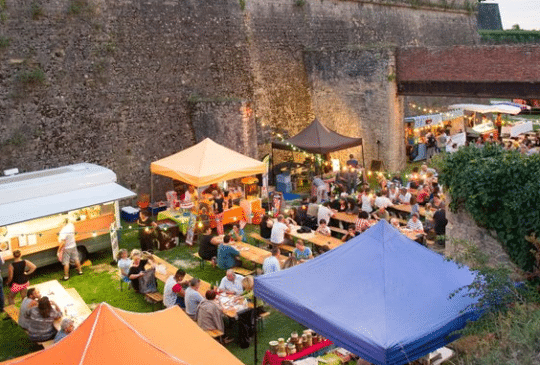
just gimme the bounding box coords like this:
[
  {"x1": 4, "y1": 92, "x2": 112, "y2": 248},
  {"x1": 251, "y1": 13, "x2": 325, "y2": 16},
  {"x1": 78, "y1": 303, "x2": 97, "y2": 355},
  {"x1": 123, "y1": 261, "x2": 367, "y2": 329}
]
[{"x1": 0, "y1": 163, "x2": 135, "y2": 276}]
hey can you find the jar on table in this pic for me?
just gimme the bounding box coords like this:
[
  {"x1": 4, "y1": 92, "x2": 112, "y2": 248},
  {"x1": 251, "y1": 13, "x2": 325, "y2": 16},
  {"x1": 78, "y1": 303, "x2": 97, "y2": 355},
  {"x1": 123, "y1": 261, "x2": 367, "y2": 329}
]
[{"x1": 287, "y1": 343, "x2": 296, "y2": 355}]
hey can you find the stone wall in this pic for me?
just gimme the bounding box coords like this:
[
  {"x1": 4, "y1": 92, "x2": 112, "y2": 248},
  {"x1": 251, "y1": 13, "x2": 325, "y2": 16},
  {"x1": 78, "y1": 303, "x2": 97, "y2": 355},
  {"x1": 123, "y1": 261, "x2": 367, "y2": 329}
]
[
  {"x1": 0, "y1": 0, "x2": 480, "y2": 194},
  {"x1": 446, "y1": 206, "x2": 517, "y2": 270}
]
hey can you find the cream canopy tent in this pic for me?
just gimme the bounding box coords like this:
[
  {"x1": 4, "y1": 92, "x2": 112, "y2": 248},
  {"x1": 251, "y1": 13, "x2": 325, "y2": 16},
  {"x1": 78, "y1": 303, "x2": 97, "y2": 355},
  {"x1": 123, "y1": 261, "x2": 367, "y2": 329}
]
[
  {"x1": 151, "y1": 138, "x2": 267, "y2": 187},
  {"x1": 0, "y1": 303, "x2": 245, "y2": 365}
]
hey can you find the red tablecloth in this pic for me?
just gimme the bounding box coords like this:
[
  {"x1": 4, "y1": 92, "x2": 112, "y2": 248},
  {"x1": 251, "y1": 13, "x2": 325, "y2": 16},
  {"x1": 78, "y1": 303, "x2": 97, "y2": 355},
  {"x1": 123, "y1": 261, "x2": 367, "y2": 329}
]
[{"x1": 262, "y1": 339, "x2": 333, "y2": 365}]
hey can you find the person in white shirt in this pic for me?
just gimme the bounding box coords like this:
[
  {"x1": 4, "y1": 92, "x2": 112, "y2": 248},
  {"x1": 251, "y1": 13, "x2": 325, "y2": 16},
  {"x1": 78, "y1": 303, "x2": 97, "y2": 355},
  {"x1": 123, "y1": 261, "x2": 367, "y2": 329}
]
[
  {"x1": 317, "y1": 202, "x2": 335, "y2": 227},
  {"x1": 57, "y1": 218, "x2": 82, "y2": 280},
  {"x1": 398, "y1": 188, "x2": 411, "y2": 205},
  {"x1": 263, "y1": 247, "x2": 282, "y2": 274},
  {"x1": 163, "y1": 269, "x2": 188, "y2": 308},
  {"x1": 360, "y1": 188, "x2": 374, "y2": 214},
  {"x1": 218, "y1": 270, "x2": 244, "y2": 295},
  {"x1": 374, "y1": 191, "x2": 393, "y2": 209},
  {"x1": 388, "y1": 184, "x2": 399, "y2": 203},
  {"x1": 270, "y1": 215, "x2": 292, "y2": 246},
  {"x1": 407, "y1": 213, "x2": 424, "y2": 233}
]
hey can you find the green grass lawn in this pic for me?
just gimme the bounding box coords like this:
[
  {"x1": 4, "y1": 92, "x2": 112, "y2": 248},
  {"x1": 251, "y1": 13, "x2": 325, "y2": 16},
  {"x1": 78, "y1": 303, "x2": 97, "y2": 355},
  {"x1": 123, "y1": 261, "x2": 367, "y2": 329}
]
[{"x1": 0, "y1": 221, "x2": 307, "y2": 365}]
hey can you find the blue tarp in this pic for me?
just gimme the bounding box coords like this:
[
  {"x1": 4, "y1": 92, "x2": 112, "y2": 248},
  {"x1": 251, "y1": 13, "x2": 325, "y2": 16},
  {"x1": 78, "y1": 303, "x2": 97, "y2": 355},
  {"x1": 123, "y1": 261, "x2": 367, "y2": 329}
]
[{"x1": 254, "y1": 220, "x2": 481, "y2": 365}]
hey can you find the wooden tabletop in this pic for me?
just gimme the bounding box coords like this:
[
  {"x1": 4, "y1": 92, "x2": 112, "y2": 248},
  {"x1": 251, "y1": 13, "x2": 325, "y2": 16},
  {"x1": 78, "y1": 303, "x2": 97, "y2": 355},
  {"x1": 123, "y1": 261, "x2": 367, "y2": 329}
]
[
  {"x1": 333, "y1": 212, "x2": 356, "y2": 224},
  {"x1": 287, "y1": 226, "x2": 343, "y2": 249},
  {"x1": 389, "y1": 204, "x2": 428, "y2": 217},
  {"x1": 231, "y1": 241, "x2": 287, "y2": 266},
  {"x1": 31, "y1": 280, "x2": 92, "y2": 331}
]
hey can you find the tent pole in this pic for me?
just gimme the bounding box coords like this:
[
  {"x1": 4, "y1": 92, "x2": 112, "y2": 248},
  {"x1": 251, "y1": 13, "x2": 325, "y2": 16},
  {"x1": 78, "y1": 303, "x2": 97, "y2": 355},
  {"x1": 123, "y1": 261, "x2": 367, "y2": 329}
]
[
  {"x1": 254, "y1": 296, "x2": 258, "y2": 365},
  {"x1": 150, "y1": 173, "x2": 154, "y2": 206},
  {"x1": 361, "y1": 143, "x2": 366, "y2": 170}
]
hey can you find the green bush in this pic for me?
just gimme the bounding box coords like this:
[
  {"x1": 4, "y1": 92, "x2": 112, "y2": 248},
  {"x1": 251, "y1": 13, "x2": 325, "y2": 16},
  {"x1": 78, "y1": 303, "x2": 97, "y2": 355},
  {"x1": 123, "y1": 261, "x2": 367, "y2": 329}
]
[{"x1": 438, "y1": 145, "x2": 540, "y2": 271}]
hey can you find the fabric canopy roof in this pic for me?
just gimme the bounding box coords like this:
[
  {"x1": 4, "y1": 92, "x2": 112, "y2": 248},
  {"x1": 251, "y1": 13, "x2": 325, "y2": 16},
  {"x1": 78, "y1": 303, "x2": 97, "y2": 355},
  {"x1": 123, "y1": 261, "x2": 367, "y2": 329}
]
[
  {"x1": 449, "y1": 103, "x2": 522, "y2": 115},
  {"x1": 254, "y1": 220, "x2": 480, "y2": 365},
  {"x1": 1, "y1": 303, "x2": 245, "y2": 365},
  {"x1": 151, "y1": 138, "x2": 266, "y2": 187},
  {"x1": 271, "y1": 119, "x2": 362, "y2": 154}
]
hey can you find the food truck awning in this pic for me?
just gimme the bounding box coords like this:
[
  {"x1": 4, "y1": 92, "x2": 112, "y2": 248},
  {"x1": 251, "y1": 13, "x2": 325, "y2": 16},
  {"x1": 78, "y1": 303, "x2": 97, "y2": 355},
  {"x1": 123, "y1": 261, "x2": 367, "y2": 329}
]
[
  {"x1": 448, "y1": 104, "x2": 522, "y2": 115},
  {"x1": 0, "y1": 183, "x2": 135, "y2": 226}
]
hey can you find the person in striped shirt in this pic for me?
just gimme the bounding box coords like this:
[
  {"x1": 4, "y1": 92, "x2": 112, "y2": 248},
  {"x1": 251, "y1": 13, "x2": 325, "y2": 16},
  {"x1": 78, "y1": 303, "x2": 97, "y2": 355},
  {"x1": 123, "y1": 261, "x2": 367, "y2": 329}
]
[{"x1": 407, "y1": 213, "x2": 424, "y2": 233}]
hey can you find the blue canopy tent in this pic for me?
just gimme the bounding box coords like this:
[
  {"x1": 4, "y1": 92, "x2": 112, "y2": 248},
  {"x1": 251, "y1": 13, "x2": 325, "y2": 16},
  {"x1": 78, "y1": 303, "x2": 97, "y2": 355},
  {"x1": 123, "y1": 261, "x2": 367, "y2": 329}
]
[{"x1": 254, "y1": 221, "x2": 481, "y2": 365}]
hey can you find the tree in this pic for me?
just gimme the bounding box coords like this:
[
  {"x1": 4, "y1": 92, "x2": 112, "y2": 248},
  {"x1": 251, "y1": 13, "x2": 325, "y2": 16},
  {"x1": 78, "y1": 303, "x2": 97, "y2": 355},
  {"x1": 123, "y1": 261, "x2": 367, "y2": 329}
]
[{"x1": 512, "y1": 24, "x2": 521, "y2": 30}]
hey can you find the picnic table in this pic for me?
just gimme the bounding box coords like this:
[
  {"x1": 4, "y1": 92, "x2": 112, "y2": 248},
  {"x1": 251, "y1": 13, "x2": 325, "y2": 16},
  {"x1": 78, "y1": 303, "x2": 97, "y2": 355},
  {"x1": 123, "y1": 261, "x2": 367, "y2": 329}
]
[
  {"x1": 31, "y1": 280, "x2": 92, "y2": 331},
  {"x1": 287, "y1": 226, "x2": 343, "y2": 250},
  {"x1": 333, "y1": 212, "x2": 356, "y2": 225},
  {"x1": 230, "y1": 241, "x2": 287, "y2": 266},
  {"x1": 388, "y1": 204, "x2": 428, "y2": 218}
]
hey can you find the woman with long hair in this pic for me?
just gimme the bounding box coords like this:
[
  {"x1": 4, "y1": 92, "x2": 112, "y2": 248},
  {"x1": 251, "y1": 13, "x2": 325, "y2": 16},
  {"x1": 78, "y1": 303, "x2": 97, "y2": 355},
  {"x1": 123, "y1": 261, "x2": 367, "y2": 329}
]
[{"x1": 26, "y1": 296, "x2": 62, "y2": 342}]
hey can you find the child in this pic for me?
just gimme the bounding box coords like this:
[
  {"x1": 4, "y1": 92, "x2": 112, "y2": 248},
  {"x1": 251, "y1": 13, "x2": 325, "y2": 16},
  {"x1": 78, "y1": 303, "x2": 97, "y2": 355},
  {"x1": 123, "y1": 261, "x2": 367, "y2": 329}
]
[
  {"x1": 117, "y1": 249, "x2": 132, "y2": 284},
  {"x1": 316, "y1": 219, "x2": 331, "y2": 236}
]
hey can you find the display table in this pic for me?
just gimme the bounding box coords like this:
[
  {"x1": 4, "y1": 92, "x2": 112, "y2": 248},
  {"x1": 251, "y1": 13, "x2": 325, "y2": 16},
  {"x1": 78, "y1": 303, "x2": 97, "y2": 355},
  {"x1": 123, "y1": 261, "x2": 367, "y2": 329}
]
[
  {"x1": 157, "y1": 210, "x2": 189, "y2": 235},
  {"x1": 262, "y1": 339, "x2": 333, "y2": 365},
  {"x1": 210, "y1": 206, "x2": 246, "y2": 228}
]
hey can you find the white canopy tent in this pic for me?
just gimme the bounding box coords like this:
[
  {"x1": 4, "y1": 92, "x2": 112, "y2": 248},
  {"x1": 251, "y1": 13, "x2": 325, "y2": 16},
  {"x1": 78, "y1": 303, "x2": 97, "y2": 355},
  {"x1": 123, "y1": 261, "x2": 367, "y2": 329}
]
[{"x1": 449, "y1": 104, "x2": 522, "y2": 115}]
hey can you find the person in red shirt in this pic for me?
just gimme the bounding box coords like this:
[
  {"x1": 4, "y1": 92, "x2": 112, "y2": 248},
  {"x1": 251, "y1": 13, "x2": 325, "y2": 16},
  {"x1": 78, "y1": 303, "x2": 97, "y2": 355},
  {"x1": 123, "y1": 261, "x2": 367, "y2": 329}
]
[
  {"x1": 354, "y1": 211, "x2": 371, "y2": 234},
  {"x1": 416, "y1": 184, "x2": 431, "y2": 206}
]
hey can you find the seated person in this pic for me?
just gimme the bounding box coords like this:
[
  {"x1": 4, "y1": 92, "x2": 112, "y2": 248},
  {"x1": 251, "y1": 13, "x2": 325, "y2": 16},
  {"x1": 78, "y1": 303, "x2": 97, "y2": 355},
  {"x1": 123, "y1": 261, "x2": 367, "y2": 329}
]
[
  {"x1": 285, "y1": 208, "x2": 298, "y2": 226},
  {"x1": 409, "y1": 195, "x2": 420, "y2": 218},
  {"x1": 198, "y1": 227, "x2": 221, "y2": 263},
  {"x1": 390, "y1": 217, "x2": 401, "y2": 229},
  {"x1": 398, "y1": 188, "x2": 411, "y2": 205},
  {"x1": 185, "y1": 278, "x2": 204, "y2": 320},
  {"x1": 195, "y1": 290, "x2": 225, "y2": 333},
  {"x1": 337, "y1": 199, "x2": 347, "y2": 213},
  {"x1": 416, "y1": 185, "x2": 431, "y2": 205},
  {"x1": 372, "y1": 206, "x2": 390, "y2": 222},
  {"x1": 317, "y1": 202, "x2": 336, "y2": 226},
  {"x1": 164, "y1": 269, "x2": 188, "y2": 309},
  {"x1": 229, "y1": 221, "x2": 247, "y2": 243},
  {"x1": 374, "y1": 191, "x2": 393, "y2": 209},
  {"x1": 218, "y1": 270, "x2": 244, "y2": 295},
  {"x1": 345, "y1": 199, "x2": 359, "y2": 216},
  {"x1": 259, "y1": 215, "x2": 273, "y2": 239},
  {"x1": 262, "y1": 247, "x2": 282, "y2": 275},
  {"x1": 306, "y1": 196, "x2": 319, "y2": 218},
  {"x1": 26, "y1": 296, "x2": 62, "y2": 342},
  {"x1": 430, "y1": 194, "x2": 445, "y2": 210},
  {"x1": 315, "y1": 219, "x2": 331, "y2": 236},
  {"x1": 19, "y1": 288, "x2": 41, "y2": 330},
  {"x1": 355, "y1": 211, "x2": 371, "y2": 233},
  {"x1": 217, "y1": 235, "x2": 241, "y2": 270},
  {"x1": 117, "y1": 249, "x2": 132, "y2": 284},
  {"x1": 293, "y1": 240, "x2": 313, "y2": 263},
  {"x1": 407, "y1": 213, "x2": 424, "y2": 233},
  {"x1": 270, "y1": 215, "x2": 292, "y2": 247},
  {"x1": 128, "y1": 249, "x2": 155, "y2": 293},
  {"x1": 54, "y1": 318, "x2": 74, "y2": 343},
  {"x1": 341, "y1": 225, "x2": 357, "y2": 242},
  {"x1": 388, "y1": 184, "x2": 399, "y2": 203}
]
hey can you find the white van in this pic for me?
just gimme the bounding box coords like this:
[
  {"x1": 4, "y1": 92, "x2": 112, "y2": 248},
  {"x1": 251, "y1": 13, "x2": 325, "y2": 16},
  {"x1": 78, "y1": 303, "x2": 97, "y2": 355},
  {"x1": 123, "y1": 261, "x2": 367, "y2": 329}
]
[{"x1": 0, "y1": 163, "x2": 135, "y2": 276}]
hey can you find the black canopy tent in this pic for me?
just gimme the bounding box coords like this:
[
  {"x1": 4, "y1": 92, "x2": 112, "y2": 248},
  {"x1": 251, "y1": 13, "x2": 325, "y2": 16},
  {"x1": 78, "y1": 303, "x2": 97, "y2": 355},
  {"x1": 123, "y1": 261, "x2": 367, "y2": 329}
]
[{"x1": 271, "y1": 119, "x2": 365, "y2": 176}]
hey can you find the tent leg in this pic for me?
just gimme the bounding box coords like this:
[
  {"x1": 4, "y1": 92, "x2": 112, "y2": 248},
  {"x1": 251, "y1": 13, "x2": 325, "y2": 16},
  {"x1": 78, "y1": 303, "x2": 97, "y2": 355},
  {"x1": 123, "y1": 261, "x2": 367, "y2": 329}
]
[{"x1": 254, "y1": 296, "x2": 258, "y2": 365}]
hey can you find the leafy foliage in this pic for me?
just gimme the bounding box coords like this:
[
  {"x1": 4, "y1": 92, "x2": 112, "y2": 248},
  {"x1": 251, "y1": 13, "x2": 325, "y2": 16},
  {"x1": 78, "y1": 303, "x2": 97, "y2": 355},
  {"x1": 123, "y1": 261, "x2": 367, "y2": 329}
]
[
  {"x1": 479, "y1": 29, "x2": 540, "y2": 44},
  {"x1": 438, "y1": 145, "x2": 540, "y2": 271}
]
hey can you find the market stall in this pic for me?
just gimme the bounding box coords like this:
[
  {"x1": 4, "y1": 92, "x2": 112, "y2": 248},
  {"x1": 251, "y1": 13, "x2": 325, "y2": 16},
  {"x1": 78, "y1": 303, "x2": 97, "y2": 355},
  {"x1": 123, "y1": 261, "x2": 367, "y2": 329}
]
[
  {"x1": 0, "y1": 163, "x2": 135, "y2": 274},
  {"x1": 404, "y1": 109, "x2": 464, "y2": 161},
  {"x1": 254, "y1": 221, "x2": 481, "y2": 365},
  {"x1": 150, "y1": 138, "x2": 267, "y2": 235}
]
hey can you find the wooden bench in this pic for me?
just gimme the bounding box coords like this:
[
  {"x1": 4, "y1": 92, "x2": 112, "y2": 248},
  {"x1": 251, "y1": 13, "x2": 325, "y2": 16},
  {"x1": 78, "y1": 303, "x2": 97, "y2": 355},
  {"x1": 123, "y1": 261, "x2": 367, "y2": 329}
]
[
  {"x1": 232, "y1": 267, "x2": 254, "y2": 276},
  {"x1": 330, "y1": 226, "x2": 348, "y2": 235},
  {"x1": 145, "y1": 292, "x2": 164, "y2": 311},
  {"x1": 4, "y1": 305, "x2": 19, "y2": 325},
  {"x1": 279, "y1": 245, "x2": 295, "y2": 254},
  {"x1": 193, "y1": 252, "x2": 213, "y2": 269},
  {"x1": 205, "y1": 329, "x2": 224, "y2": 339},
  {"x1": 38, "y1": 340, "x2": 54, "y2": 349},
  {"x1": 249, "y1": 232, "x2": 270, "y2": 247}
]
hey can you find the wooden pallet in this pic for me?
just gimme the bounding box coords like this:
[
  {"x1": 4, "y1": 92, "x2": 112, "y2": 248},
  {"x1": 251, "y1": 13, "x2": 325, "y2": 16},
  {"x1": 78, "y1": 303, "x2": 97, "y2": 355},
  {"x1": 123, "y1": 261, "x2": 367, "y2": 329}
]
[{"x1": 3, "y1": 305, "x2": 19, "y2": 324}]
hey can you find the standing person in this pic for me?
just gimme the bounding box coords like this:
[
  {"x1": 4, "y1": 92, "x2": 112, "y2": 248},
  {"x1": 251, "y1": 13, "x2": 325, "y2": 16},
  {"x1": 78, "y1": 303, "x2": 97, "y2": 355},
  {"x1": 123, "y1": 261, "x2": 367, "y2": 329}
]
[
  {"x1": 425, "y1": 132, "x2": 437, "y2": 160},
  {"x1": 346, "y1": 154, "x2": 359, "y2": 168},
  {"x1": 317, "y1": 202, "x2": 335, "y2": 227},
  {"x1": 137, "y1": 209, "x2": 157, "y2": 253},
  {"x1": 25, "y1": 296, "x2": 62, "y2": 343},
  {"x1": 57, "y1": 218, "x2": 83, "y2": 281},
  {"x1": 185, "y1": 278, "x2": 204, "y2": 320},
  {"x1": 432, "y1": 208, "x2": 448, "y2": 247},
  {"x1": 262, "y1": 247, "x2": 281, "y2": 274},
  {"x1": 212, "y1": 190, "x2": 225, "y2": 235},
  {"x1": 164, "y1": 269, "x2": 188, "y2": 308},
  {"x1": 312, "y1": 176, "x2": 328, "y2": 203},
  {"x1": 6, "y1": 250, "x2": 36, "y2": 304}
]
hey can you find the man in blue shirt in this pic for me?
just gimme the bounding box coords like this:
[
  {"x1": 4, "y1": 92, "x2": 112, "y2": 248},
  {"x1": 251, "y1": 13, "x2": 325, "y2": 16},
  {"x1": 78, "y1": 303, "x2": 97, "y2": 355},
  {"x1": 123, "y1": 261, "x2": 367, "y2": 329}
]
[
  {"x1": 217, "y1": 235, "x2": 241, "y2": 270},
  {"x1": 262, "y1": 247, "x2": 281, "y2": 274},
  {"x1": 293, "y1": 240, "x2": 313, "y2": 263}
]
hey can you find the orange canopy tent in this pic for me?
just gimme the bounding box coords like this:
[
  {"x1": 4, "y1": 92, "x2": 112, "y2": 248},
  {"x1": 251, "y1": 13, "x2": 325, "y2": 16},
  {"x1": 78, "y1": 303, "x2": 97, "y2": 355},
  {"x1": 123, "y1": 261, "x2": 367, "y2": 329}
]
[
  {"x1": 1, "y1": 303, "x2": 245, "y2": 365},
  {"x1": 150, "y1": 138, "x2": 266, "y2": 187}
]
